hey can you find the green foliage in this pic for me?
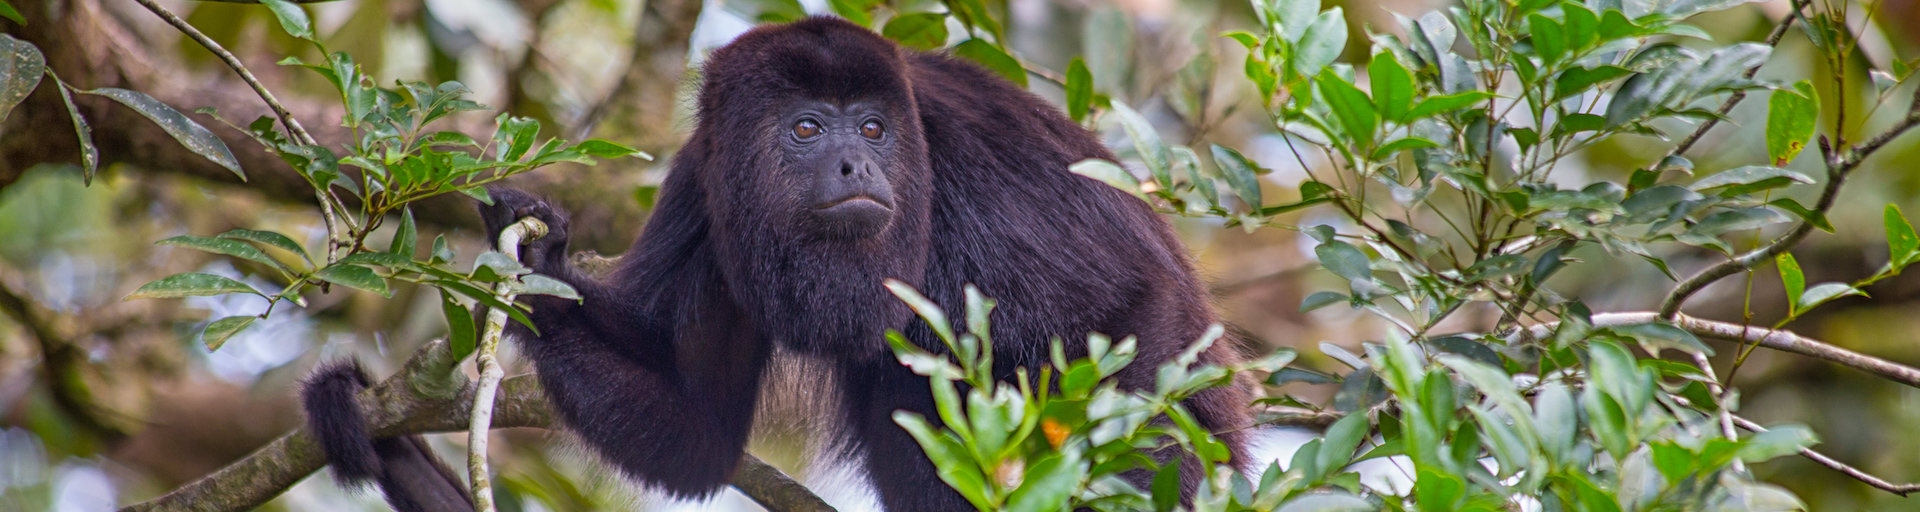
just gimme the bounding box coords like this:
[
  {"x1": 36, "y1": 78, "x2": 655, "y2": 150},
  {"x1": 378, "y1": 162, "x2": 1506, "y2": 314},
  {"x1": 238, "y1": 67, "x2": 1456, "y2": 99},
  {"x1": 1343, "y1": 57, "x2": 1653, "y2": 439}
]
[
  {"x1": 1024, "y1": 0, "x2": 1920, "y2": 508},
  {"x1": 883, "y1": 281, "x2": 1337, "y2": 511},
  {"x1": 1, "y1": 33, "x2": 237, "y2": 185},
  {"x1": 116, "y1": 2, "x2": 646, "y2": 351}
]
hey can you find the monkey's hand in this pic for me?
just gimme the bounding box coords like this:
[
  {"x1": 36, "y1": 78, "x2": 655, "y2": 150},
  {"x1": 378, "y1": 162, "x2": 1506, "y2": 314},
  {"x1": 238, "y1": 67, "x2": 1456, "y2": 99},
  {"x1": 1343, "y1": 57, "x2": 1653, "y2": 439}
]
[{"x1": 477, "y1": 187, "x2": 572, "y2": 275}]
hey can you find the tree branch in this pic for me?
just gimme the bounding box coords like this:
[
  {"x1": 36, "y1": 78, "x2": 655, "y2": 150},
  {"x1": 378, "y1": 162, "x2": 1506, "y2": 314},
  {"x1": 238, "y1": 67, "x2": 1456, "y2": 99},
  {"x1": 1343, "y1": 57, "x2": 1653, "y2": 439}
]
[
  {"x1": 120, "y1": 339, "x2": 836, "y2": 512},
  {"x1": 1732, "y1": 415, "x2": 1920, "y2": 496},
  {"x1": 1515, "y1": 312, "x2": 1920, "y2": 388},
  {"x1": 1659, "y1": 74, "x2": 1920, "y2": 318}
]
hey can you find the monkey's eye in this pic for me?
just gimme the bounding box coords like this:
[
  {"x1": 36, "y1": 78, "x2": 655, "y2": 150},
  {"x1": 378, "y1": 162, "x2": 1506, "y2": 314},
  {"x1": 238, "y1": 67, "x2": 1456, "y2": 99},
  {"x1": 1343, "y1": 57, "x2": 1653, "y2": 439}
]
[
  {"x1": 793, "y1": 120, "x2": 822, "y2": 139},
  {"x1": 860, "y1": 120, "x2": 885, "y2": 140}
]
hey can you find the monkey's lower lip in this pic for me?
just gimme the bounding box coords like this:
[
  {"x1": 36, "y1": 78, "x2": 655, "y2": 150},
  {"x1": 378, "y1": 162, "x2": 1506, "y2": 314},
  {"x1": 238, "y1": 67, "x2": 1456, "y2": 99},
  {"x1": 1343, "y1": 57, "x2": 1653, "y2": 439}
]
[{"x1": 815, "y1": 196, "x2": 893, "y2": 211}]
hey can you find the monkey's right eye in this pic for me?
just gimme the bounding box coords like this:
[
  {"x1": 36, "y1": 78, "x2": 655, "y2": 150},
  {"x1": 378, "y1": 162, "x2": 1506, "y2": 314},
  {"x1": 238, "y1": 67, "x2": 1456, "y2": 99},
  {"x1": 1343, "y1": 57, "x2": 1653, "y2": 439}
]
[{"x1": 793, "y1": 120, "x2": 822, "y2": 139}]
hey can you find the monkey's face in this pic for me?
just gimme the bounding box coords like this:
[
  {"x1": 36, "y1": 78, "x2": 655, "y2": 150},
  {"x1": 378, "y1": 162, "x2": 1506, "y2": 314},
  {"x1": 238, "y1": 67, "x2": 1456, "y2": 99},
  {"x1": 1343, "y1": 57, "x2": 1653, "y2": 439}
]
[{"x1": 779, "y1": 100, "x2": 903, "y2": 240}]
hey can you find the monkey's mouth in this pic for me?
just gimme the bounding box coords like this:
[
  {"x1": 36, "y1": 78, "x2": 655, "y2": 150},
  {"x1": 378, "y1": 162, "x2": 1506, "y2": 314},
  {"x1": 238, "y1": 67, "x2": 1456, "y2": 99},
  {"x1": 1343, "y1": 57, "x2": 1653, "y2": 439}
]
[{"x1": 814, "y1": 195, "x2": 894, "y2": 211}]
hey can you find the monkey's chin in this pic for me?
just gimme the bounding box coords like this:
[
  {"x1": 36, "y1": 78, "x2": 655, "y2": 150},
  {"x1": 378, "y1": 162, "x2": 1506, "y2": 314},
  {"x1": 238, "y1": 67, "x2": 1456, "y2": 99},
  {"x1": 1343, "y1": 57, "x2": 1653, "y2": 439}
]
[{"x1": 812, "y1": 198, "x2": 894, "y2": 239}]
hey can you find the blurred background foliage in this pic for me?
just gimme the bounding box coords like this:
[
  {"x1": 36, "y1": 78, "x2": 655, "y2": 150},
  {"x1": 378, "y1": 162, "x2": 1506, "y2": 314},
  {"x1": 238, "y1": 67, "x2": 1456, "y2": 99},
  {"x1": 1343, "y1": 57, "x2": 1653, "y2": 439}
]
[{"x1": 1, "y1": 0, "x2": 1917, "y2": 510}]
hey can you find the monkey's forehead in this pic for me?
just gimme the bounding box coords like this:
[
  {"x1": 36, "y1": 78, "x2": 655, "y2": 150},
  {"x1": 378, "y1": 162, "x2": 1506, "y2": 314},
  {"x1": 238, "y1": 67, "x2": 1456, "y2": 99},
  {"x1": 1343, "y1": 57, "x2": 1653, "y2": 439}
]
[{"x1": 700, "y1": 17, "x2": 915, "y2": 108}]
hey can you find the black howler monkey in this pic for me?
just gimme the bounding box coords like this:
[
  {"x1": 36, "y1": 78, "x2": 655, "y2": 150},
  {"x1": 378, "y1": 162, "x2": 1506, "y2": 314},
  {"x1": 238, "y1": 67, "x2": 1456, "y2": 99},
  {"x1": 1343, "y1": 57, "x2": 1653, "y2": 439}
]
[{"x1": 306, "y1": 16, "x2": 1252, "y2": 511}]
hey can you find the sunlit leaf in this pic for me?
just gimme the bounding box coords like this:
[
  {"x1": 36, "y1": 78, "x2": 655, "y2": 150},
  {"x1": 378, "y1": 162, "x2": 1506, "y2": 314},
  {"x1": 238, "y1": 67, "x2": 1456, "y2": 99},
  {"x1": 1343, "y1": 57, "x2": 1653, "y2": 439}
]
[
  {"x1": 953, "y1": 39, "x2": 1027, "y2": 88},
  {"x1": 81, "y1": 88, "x2": 244, "y2": 180},
  {"x1": 201, "y1": 316, "x2": 257, "y2": 351},
  {"x1": 1209, "y1": 144, "x2": 1263, "y2": 209},
  {"x1": 0, "y1": 34, "x2": 45, "y2": 124},
  {"x1": 257, "y1": 0, "x2": 315, "y2": 40},
  {"x1": 128, "y1": 272, "x2": 261, "y2": 300},
  {"x1": 1766, "y1": 81, "x2": 1818, "y2": 165},
  {"x1": 316, "y1": 264, "x2": 391, "y2": 297},
  {"x1": 1293, "y1": 8, "x2": 1347, "y2": 78}
]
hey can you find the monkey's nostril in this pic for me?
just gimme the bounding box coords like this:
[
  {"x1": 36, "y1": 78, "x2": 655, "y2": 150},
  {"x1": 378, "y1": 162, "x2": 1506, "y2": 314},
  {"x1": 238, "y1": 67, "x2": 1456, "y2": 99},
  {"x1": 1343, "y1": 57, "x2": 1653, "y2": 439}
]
[{"x1": 841, "y1": 163, "x2": 854, "y2": 176}]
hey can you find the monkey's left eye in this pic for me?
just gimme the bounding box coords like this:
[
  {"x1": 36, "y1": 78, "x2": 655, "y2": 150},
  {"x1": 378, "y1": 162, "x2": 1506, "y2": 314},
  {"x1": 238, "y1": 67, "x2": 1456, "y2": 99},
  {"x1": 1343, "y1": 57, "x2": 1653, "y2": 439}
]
[{"x1": 860, "y1": 120, "x2": 885, "y2": 140}]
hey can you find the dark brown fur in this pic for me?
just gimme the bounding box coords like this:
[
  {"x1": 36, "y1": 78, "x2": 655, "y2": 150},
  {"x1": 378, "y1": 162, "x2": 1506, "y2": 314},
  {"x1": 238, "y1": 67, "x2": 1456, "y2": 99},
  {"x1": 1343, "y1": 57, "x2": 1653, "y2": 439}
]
[{"x1": 323, "y1": 16, "x2": 1254, "y2": 511}]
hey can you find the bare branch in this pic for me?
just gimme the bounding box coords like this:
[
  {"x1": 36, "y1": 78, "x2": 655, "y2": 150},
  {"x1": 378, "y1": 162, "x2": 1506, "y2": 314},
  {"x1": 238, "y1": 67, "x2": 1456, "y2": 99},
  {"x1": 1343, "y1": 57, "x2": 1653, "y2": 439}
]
[
  {"x1": 121, "y1": 339, "x2": 835, "y2": 512},
  {"x1": 469, "y1": 218, "x2": 549, "y2": 511},
  {"x1": 1516, "y1": 312, "x2": 1920, "y2": 388},
  {"x1": 1732, "y1": 415, "x2": 1920, "y2": 496}
]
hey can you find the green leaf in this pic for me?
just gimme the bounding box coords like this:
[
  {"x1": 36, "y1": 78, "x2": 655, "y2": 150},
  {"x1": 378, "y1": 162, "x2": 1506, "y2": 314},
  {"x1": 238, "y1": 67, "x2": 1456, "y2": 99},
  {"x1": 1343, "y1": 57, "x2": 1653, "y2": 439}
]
[
  {"x1": 80, "y1": 88, "x2": 244, "y2": 180},
  {"x1": 1209, "y1": 144, "x2": 1263, "y2": 209},
  {"x1": 1065, "y1": 58, "x2": 1093, "y2": 123},
  {"x1": 1738, "y1": 424, "x2": 1817, "y2": 462},
  {"x1": 1554, "y1": 65, "x2": 1633, "y2": 100},
  {"x1": 827, "y1": 0, "x2": 880, "y2": 26},
  {"x1": 1685, "y1": 207, "x2": 1791, "y2": 238},
  {"x1": 1369, "y1": 52, "x2": 1415, "y2": 123},
  {"x1": 1796, "y1": 283, "x2": 1864, "y2": 313},
  {"x1": 1529, "y1": 14, "x2": 1566, "y2": 63},
  {"x1": 0, "y1": 34, "x2": 45, "y2": 124},
  {"x1": 1300, "y1": 291, "x2": 1347, "y2": 312},
  {"x1": 315, "y1": 264, "x2": 391, "y2": 297},
  {"x1": 1276, "y1": 493, "x2": 1373, "y2": 512},
  {"x1": 0, "y1": 1, "x2": 22, "y2": 25},
  {"x1": 1292, "y1": 8, "x2": 1347, "y2": 78},
  {"x1": 1109, "y1": 102, "x2": 1170, "y2": 189},
  {"x1": 201, "y1": 316, "x2": 257, "y2": 351},
  {"x1": 1405, "y1": 91, "x2": 1492, "y2": 120},
  {"x1": 1465, "y1": 254, "x2": 1528, "y2": 282},
  {"x1": 884, "y1": 280, "x2": 954, "y2": 344},
  {"x1": 1608, "y1": 322, "x2": 1713, "y2": 357},
  {"x1": 1315, "y1": 73, "x2": 1377, "y2": 145},
  {"x1": 953, "y1": 39, "x2": 1027, "y2": 88},
  {"x1": 128, "y1": 272, "x2": 262, "y2": 300},
  {"x1": 1770, "y1": 198, "x2": 1834, "y2": 232},
  {"x1": 54, "y1": 81, "x2": 99, "y2": 184},
  {"x1": 1534, "y1": 382, "x2": 1578, "y2": 464},
  {"x1": 882, "y1": 13, "x2": 949, "y2": 50},
  {"x1": 725, "y1": 0, "x2": 805, "y2": 23},
  {"x1": 1005, "y1": 452, "x2": 1082, "y2": 512},
  {"x1": 257, "y1": 0, "x2": 315, "y2": 40},
  {"x1": 1151, "y1": 458, "x2": 1182, "y2": 512},
  {"x1": 1315, "y1": 240, "x2": 1372, "y2": 282},
  {"x1": 1766, "y1": 81, "x2": 1819, "y2": 165},
  {"x1": 1690, "y1": 165, "x2": 1814, "y2": 197},
  {"x1": 1885, "y1": 204, "x2": 1918, "y2": 266},
  {"x1": 517, "y1": 274, "x2": 580, "y2": 300},
  {"x1": 573, "y1": 139, "x2": 649, "y2": 159},
  {"x1": 1371, "y1": 137, "x2": 1440, "y2": 160},
  {"x1": 1315, "y1": 412, "x2": 1368, "y2": 477},
  {"x1": 1777, "y1": 253, "x2": 1805, "y2": 313},
  {"x1": 1070, "y1": 160, "x2": 1145, "y2": 200},
  {"x1": 159, "y1": 235, "x2": 286, "y2": 271},
  {"x1": 893, "y1": 412, "x2": 993, "y2": 510},
  {"x1": 389, "y1": 208, "x2": 417, "y2": 256},
  {"x1": 217, "y1": 229, "x2": 312, "y2": 267},
  {"x1": 441, "y1": 290, "x2": 478, "y2": 360}
]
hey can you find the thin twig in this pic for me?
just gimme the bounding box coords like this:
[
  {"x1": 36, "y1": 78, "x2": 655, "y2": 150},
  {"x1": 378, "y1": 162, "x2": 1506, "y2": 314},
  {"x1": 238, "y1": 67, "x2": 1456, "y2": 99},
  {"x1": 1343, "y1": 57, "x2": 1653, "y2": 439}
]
[
  {"x1": 129, "y1": 0, "x2": 349, "y2": 260},
  {"x1": 129, "y1": 0, "x2": 314, "y2": 146},
  {"x1": 1514, "y1": 312, "x2": 1920, "y2": 388},
  {"x1": 468, "y1": 218, "x2": 548, "y2": 512},
  {"x1": 1731, "y1": 415, "x2": 1920, "y2": 496}
]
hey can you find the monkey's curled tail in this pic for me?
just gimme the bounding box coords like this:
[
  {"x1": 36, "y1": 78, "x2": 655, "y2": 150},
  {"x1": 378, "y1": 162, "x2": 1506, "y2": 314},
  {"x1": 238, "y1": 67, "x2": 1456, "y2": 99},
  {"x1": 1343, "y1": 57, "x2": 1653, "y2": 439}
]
[{"x1": 303, "y1": 361, "x2": 476, "y2": 512}]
